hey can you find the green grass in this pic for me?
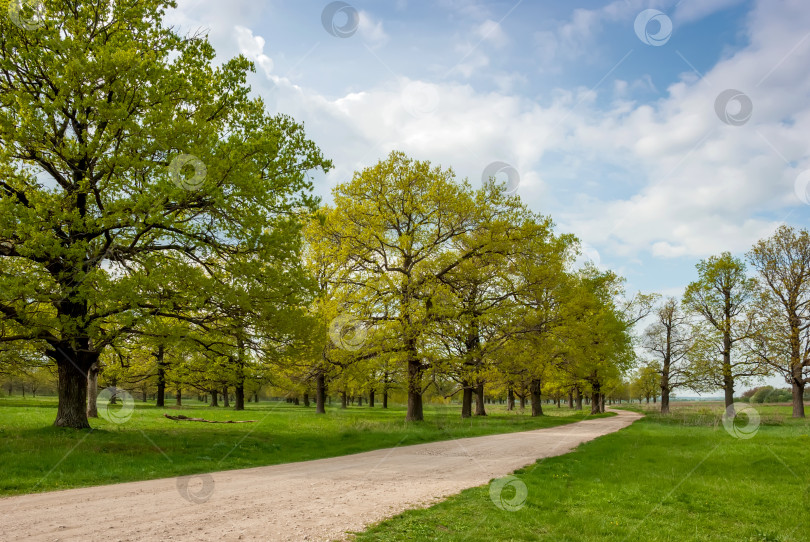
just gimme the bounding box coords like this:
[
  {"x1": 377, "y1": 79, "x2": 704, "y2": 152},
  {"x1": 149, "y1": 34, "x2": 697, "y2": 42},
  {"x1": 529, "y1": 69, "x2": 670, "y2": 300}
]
[
  {"x1": 0, "y1": 395, "x2": 608, "y2": 496},
  {"x1": 354, "y1": 403, "x2": 810, "y2": 542}
]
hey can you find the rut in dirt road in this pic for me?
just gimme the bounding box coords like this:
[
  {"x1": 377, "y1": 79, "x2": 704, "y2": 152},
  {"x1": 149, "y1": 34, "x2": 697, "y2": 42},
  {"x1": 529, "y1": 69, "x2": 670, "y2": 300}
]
[{"x1": 0, "y1": 409, "x2": 641, "y2": 542}]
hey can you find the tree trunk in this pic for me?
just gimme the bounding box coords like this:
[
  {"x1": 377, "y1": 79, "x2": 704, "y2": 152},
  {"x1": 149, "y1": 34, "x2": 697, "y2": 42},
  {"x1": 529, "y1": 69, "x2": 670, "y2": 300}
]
[
  {"x1": 661, "y1": 387, "x2": 670, "y2": 414},
  {"x1": 461, "y1": 384, "x2": 473, "y2": 418},
  {"x1": 175, "y1": 385, "x2": 182, "y2": 406},
  {"x1": 341, "y1": 390, "x2": 347, "y2": 409},
  {"x1": 234, "y1": 338, "x2": 246, "y2": 411},
  {"x1": 210, "y1": 390, "x2": 219, "y2": 407},
  {"x1": 575, "y1": 387, "x2": 583, "y2": 410},
  {"x1": 303, "y1": 392, "x2": 310, "y2": 407},
  {"x1": 722, "y1": 330, "x2": 735, "y2": 410},
  {"x1": 86, "y1": 362, "x2": 100, "y2": 418},
  {"x1": 222, "y1": 386, "x2": 229, "y2": 407},
  {"x1": 791, "y1": 378, "x2": 806, "y2": 418},
  {"x1": 723, "y1": 383, "x2": 734, "y2": 412},
  {"x1": 316, "y1": 371, "x2": 326, "y2": 414},
  {"x1": 530, "y1": 378, "x2": 543, "y2": 417},
  {"x1": 156, "y1": 345, "x2": 166, "y2": 408},
  {"x1": 383, "y1": 389, "x2": 388, "y2": 408},
  {"x1": 234, "y1": 384, "x2": 245, "y2": 411},
  {"x1": 54, "y1": 350, "x2": 95, "y2": 428},
  {"x1": 507, "y1": 388, "x2": 515, "y2": 411},
  {"x1": 369, "y1": 389, "x2": 374, "y2": 408},
  {"x1": 475, "y1": 381, "x2": 487, "y2": 416},
  {"x1": 590, "y1": 391, "x2": 600, "y2": 415},
  {"x1": 406, "y1": 354, "x2": 424, "y2": 422},
  {"x1": 357, "y1": 396, "x2": 362, "y2": 406}
]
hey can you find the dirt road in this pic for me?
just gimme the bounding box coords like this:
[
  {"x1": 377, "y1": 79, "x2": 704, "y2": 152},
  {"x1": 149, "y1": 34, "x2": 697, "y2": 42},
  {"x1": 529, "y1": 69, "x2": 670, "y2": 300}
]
[{"x1": 0, "y1": 409, "x2": 641, "y2": 541}]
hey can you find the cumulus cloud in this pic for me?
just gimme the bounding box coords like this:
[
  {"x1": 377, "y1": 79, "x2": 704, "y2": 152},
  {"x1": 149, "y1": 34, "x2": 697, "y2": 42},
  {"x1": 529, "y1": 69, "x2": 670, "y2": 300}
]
[
  {"x1": 358, "y1": 11, "x2": 389, "y2": 48},
  {"x1": 166, "y1": 0, "x2": 810, "y2": 268},
  {"x1": 234, "y1": 26, "x2": 273, "y2": 77},
  {"x1": 263, "y1": 0, "x2": 808, "y2": 264},
  {"x1": 164, "y1": 0, "x2": 265, "y2": 62}
]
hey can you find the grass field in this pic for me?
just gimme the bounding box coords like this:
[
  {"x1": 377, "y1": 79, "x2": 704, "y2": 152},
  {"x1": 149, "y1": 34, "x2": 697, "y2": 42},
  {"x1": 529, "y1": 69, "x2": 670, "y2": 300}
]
[
  {"x1": 353, "y1": 402, "x2": 810, "y2": 542},
  {"x1": 0, "y1": 396, "x2": 608, "y2": 496}
]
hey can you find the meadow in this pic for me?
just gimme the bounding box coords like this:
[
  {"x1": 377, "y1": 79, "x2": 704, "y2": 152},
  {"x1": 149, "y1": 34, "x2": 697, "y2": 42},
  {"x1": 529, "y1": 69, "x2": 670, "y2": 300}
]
[{"x1": 353, "y1": 402, "x2": 810, "y2": 542}]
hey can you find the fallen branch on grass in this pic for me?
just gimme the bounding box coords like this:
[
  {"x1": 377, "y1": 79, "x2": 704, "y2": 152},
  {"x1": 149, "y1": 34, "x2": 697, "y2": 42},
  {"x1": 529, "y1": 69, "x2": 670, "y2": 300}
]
[{"x1": 163, "y1": 414, "x2": 257, "y2": 423}]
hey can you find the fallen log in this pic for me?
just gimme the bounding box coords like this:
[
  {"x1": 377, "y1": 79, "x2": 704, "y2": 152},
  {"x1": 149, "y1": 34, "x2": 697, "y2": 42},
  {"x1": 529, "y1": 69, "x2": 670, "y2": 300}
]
[{"x1": 163, "y1": 414, "x2": 257, "y2": 423}]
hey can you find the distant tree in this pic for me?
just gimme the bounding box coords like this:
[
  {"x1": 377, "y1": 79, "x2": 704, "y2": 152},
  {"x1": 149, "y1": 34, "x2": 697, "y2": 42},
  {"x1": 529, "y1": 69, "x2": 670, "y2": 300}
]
[
  {"x1": 748, "y1": 225, "x2": 810, "y2": 418},
  {"x1": 632, "y1": 362, "x2": 662, "y2": 404},
  {"x1": 683, "y1": 252, "x2": 763, "y2": 412},
  {"x1": 642, "y1": 298, "x2": 694, "y2": 414},
  {"x1": 740, "y1": 386, "x2": 767, "y2": 401},
  {"x1": 750, "y1": 385, "x2": 775, "y2": 403}
]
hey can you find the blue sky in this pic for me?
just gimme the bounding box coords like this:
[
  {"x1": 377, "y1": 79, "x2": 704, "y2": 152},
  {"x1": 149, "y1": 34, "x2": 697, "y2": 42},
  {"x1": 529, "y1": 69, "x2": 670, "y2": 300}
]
[{"x1": 167, "y1": 0, "x2": 810, "y2": 390}]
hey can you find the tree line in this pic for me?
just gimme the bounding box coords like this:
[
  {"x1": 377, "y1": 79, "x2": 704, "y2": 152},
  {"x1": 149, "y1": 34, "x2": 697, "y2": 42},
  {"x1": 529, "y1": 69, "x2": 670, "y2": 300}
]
[{"x1": 634, "y1": 227, "x2": 810, "y2": 417}]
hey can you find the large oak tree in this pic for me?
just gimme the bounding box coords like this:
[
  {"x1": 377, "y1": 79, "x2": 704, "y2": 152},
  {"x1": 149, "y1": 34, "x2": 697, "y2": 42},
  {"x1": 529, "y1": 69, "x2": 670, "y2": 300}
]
[
  {"x1": 0, "y1": 0, "x2": 329, "y2": 427},
  {"x1": 322, "y1": 152, "x2": 525, "y2": 421}
]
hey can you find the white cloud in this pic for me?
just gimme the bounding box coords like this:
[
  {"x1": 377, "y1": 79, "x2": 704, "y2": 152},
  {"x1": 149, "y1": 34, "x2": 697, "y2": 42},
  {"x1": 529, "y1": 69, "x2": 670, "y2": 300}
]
[
  {"x1": 272, "y1": 0, "x2": 808, "y2": 262},
  {"x1": 165, "y1": 0, "x2": 268, "y2": 69},
  {"x1": 234, "y1": 26, "x2": 273, "y2": 77},
  {"x1": 475, "y1": 19, "x2": 508, "y2": 48},
  {"x1": 532, "y1": 0, "x2": 652, "y2": 66},
  {"x1": 168, "y1": 0, "x2": 810, "y2": 267},
  {"x1": 358, "y1": 11, "x2": 389, "y2": 48},
  {"x1": 673, "y1": 0, "x2": 747, "y2": 24},
  {"x1": 531, "y1": 0, "x2": 744, "y2": 69}
]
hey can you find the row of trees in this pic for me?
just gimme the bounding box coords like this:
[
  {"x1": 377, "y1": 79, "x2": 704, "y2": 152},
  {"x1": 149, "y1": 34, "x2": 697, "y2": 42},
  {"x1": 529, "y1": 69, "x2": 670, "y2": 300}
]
[
  {"x1": 637, "y1": 226, "x2": 810, "y2": 417},
  {"x1": 0, "y1": 0, "x2": 643, "y2": 428},
  {"x1": 302, "y1": 151, "x2": 650, "y2": 421}
]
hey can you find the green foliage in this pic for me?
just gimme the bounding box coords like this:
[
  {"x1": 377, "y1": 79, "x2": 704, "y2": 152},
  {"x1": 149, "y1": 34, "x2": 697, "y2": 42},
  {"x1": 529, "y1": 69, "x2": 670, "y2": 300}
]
[
  {"x1": 0, "y1": 0, "x2": 329, "y2": 426},
  {"x1": 683, "y1": 252, "x2": 763, "y2": 396},
  {"x1": 744, "y1": 386, "x2": 793, "y2": 404},
  {"x1": 747, "y1": 225, "x2": 810, "y2": 412}
]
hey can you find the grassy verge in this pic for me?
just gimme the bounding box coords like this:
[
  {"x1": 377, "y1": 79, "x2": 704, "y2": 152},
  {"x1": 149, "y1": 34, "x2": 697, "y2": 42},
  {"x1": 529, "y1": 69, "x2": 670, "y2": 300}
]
[
  {"x1": 0, "y1": 396, "x2": 608, "y2": 496},
  {"x1": 354, "y1": 403, "x2": 810, "y2": 542}
]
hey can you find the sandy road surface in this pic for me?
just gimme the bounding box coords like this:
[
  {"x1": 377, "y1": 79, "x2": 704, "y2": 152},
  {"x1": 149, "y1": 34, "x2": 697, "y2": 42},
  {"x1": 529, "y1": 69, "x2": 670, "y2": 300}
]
[{"x1": 0, "y1": 409, "x2": 641, "y2": 542}]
